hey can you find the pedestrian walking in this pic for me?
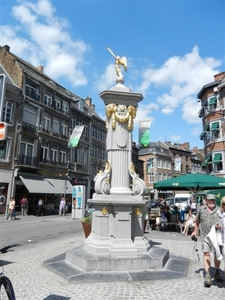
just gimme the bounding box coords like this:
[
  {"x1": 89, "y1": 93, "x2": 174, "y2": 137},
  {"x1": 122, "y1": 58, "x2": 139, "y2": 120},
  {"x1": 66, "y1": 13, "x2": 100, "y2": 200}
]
[
  {"x1": 191, "y1": 194, "x2": 222, "y2": 287},
  {"x1": 20, "y1": 196, "x2": 28, "y2": 216},
  {"x1": 36, "y1": 197, "x2": 44, "y2": 217},
  {"x1": 216, "y1": 196, "x2": 225, "y2": 274},
  {"x1": 8, "y1": 197, "x2": 16, "y2": 221},
  {"x1": 59, "y1": 197, "x2": 66, "y2": 216}
]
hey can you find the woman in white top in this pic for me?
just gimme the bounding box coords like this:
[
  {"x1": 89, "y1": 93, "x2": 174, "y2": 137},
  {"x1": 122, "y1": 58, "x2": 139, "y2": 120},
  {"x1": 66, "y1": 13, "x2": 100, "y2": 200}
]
[
  {"x1": 182, "y1": 209, "x2": 196, "y2": 235},
  {"x1": 217, "y1": 196, "x2": 225, "y2": 271}
]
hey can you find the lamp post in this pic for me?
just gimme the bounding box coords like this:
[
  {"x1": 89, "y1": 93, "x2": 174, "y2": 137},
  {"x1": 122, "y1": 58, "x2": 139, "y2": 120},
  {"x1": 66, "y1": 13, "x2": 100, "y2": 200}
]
[
  {"x1": 63, "y1": 179, "x2": 68, "y2": 200},
  {"x1": 153, "y1": 152, "x2": 158, "y2": 199}
]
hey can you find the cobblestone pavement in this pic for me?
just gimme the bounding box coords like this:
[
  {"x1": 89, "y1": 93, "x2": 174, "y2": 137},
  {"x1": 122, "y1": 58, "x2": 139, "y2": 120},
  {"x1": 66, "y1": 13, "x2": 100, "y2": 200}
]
[{"x1": 1, "y1": 221, "x2": 225, "y2": 299}]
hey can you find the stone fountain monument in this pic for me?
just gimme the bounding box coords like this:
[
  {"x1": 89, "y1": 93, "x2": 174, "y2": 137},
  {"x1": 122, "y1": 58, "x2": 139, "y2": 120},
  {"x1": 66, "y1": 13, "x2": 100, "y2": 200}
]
[
  {"x1": 83, "y1": 48, "x2": 150, "y2": 260},
  {"x1": 44, "y1": 50, "x2": 189, "y2": 283}
]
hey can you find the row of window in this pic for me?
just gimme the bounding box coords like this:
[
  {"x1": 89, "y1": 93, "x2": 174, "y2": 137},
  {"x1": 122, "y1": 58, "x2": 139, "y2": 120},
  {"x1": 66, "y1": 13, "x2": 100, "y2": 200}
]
[
  {"x1": 91, "y1": 125, "x2": 106, "y2": 142},
  {"x1": 147, "y1": 157, "x2": 172, "y2": 172},
  {"x1": 0, "y1": 135, "x2": 90, "y2": 169},
  {"x1": 2, "y1": 100, "x2": 13, "y2": 123},
  {"x1": 200, "y1": 121, "x2": 221, "y2": 143},
  {"x1": 90, "y1": 145, "x2": 106, "y2": 160},
  {"x1": 26, "y1": 79, "x2": 88, "y2": 115},
  {"x1": 203, "y1": 153, "x2": 223, "y2": 173},
  {"x1": 3, "y1": 97, "x2": 106, "y2": 143},
  {"x1": 148, "y1": 173, "x2": 172, "y2": 183},
  {"x1": 198, "y1": 95, "x2": 219, "y2": 118},
  {"x1": 146, "y1": 155, "x2": 203, "y2": 178},
  {"x1": 26, "y1": 80, "x2": 76, "y2": 115}
]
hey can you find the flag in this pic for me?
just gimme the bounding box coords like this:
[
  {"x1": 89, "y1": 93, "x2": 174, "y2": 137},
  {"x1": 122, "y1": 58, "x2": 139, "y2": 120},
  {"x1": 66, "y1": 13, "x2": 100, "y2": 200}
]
[
  {"x1": 68, "y1": 125, "x2": 84, "y2": 148},
  {"x1": 139, "y1": 120, "x2": 151, "y2": 147}
]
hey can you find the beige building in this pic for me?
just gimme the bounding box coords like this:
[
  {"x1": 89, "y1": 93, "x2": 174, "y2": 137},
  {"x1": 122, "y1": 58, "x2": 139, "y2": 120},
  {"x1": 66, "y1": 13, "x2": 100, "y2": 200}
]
[
  {"x1": 0, "y1": 44, "x2": 143, "y2": 215},
  {"x1": 0, "y1": 44, "x2": 106, "y2": 214}
]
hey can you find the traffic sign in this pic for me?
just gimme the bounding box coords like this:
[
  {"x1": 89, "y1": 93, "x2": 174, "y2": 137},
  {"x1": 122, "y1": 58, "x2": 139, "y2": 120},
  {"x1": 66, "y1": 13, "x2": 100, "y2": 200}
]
[{"x1": 0, "y1": 122, "x2": 7, "y2": 140}]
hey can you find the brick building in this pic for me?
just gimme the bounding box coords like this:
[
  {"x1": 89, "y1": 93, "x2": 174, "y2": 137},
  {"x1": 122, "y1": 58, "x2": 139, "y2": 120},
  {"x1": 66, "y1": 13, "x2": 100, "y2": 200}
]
[{"x1": 198, "y1": 72, "x2": 225, "y2": 177}]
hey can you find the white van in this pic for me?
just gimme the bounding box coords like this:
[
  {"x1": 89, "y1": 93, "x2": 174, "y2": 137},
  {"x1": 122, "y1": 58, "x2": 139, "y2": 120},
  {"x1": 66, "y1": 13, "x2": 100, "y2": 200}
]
[{"x1": 174, "y1": 193, "x2": 193, "y2": 212}]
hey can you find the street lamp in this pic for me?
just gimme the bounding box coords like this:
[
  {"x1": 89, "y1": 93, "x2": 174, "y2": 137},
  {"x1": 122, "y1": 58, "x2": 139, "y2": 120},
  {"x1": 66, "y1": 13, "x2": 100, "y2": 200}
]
[{"x1": 153, "y1": 152, "x2": 158, "y2": 199}]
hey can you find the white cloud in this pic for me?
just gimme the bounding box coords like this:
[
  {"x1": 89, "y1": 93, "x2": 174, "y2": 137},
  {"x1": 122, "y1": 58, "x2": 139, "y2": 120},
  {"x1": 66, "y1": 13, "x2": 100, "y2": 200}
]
[
  {"x1": 134, "y1": 102, "x2": 158, "y2": 129},
  {"x1": 192, "y1": 125, "x2": 203, "y2": 137},
  {"x1": 0, "y1": 0, "x2": 90, "y2": 87},
  {"x1": 137, "y1": 46, "x2": 222, "y2": 124},
  {"x1": 182, "y1": 96, "x2": 201, "y2": 124},
  {"x1": 169, "y1": 135, "x2": 182, "y2": 142},
  {"x1": 94, "y1": 64, "x2": 115, "y2": 92}
]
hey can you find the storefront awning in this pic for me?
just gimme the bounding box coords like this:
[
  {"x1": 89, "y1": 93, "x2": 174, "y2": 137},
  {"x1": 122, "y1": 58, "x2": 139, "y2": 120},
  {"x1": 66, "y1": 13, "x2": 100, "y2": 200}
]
[
  {"x1": 208, "y1": 96, "x2": 217, "y2": 105},
  {"x1": 19, "y1": 176, "x2": 72, "y2": 194},
  {"x1": 199, "y1": 125, "x2": 210, "y2": 140},
  {"x1": 45, "y1": 178, "x2": 72, "y2": 194},
  {"x1": 211, "y1": 122, "x2": 219, "y2": 131},
  {"x1": 199, "y1": 130, "x2": 206, "y2": 140},
  {"x1": 213, "y1": 153, "x2": 222, "y2": 162},
  {"x1": 19, "y1": 176, "x2": 56, "y2": 193},
  {"x1": 201, "y1": 156, "x2": 212, "y2": 167}
]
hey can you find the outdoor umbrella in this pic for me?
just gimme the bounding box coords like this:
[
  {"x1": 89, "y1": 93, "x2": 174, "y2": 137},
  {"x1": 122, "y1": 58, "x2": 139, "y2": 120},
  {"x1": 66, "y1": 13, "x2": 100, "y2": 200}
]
[
  {"x1": 197, "y1": 188, "x2": 225, "y2": 207},
  {"x1": 154, "y1": 173, "x2": 225, "y2": 194}
]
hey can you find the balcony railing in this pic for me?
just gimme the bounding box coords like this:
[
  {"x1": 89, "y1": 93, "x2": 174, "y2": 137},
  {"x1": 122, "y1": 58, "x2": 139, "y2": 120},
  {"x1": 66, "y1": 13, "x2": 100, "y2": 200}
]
[
  {"x1": 21, "y1": 122, "x2": 37, "y2": 135},
  {"x1": 44, "y1": 101, "x2": 53, "y2": 108},
  {"x1": 25, "y1": 87, "x2": 40, "y2": 102},
  {"x1": 16, "y1": 154, "x2": 39, "y2": 167},
  {"x1": 39, "y1": 158, "x2": 67, "y2": 167}
]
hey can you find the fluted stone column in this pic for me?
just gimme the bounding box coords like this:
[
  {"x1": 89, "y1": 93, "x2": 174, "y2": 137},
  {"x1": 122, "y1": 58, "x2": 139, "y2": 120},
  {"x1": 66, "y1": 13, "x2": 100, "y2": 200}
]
[{"x1": 82, "y1": 82, "x2": 150, "y2": 258}]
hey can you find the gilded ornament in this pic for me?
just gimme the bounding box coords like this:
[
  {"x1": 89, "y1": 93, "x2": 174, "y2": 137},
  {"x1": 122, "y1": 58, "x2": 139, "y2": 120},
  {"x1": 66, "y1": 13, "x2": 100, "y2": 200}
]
[
  {"x1": 135, "y1": 208, "x2": 141, "y2": 216},
  {"x1": 107, "y1": 47, "x2": 127, "y2": 82},
  {"x1": 105, "y1": 103, "x2": 136, "y2": 131},
  {"x1": 102, "y1": 207, "x2": 108, "y2": 216}
]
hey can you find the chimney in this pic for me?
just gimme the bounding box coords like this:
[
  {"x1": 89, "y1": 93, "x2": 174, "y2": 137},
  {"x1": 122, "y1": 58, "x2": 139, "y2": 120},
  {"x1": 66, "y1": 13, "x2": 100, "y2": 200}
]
[
  {"x1": 91, "y1": 104, "x2": 95, "y2": 111},
  {"x1": 85, "y1": 96, "x2": 92, "y2": 106},
  {"x1": 3, "y1": 45, "x2": 10, "y2": 52},
  {"x1": 193, "y1": 146, "x2": 198, "y2": 153},
  {"x1": 37, "y1": 65, "x2": 44, "y2": 73},
  {"x1": 182, "y1": 142, "x2": 190, "y2": 149}
]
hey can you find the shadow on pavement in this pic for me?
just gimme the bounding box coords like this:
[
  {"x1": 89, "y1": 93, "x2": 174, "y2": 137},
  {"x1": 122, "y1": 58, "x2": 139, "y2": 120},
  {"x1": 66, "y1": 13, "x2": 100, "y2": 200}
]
[{"x1": 43, "y1": 295, "x2": 71, "y2": 300}]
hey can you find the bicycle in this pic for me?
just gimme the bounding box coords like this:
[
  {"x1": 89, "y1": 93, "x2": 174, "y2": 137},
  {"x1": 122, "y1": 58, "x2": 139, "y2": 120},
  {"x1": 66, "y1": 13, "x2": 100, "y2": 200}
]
[{"x1": 0, "y1": 244, "x2": 17, "y2": 300}]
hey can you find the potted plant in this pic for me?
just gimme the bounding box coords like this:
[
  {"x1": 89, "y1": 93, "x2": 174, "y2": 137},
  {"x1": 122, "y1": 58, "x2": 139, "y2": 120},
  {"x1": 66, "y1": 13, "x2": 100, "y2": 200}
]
[{"x1": 82, "y1": 215, "x2": 92, "y2": 238}]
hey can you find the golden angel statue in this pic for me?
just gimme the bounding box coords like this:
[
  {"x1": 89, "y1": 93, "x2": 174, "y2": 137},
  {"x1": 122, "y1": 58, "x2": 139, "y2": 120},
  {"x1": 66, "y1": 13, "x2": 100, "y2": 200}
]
[{"x1": 107, "y1": 47, "x2": 127, "y2": 81}]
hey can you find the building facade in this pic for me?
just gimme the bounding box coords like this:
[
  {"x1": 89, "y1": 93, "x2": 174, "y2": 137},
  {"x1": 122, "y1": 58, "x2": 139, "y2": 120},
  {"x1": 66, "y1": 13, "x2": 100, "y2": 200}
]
[
  {"x1": 0, "y1": 45, "x2": 107, "y2": 214},
  {"x1": 198, "y1": 72, "x2": 225, "y2": 177},
  {"x1": 139, "y1": 142, "x2": 172, "y2": 199},
  {"x1": 0, "y1": 44, "x2": 143, "y2": 214},
  {"x1": 139, "y1": 141, "x2": 204, "y2": 199}
]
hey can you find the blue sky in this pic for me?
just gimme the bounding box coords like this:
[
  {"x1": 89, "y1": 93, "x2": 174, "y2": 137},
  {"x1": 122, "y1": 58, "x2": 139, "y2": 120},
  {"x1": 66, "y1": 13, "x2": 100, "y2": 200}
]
[{"x1": 1, "y1": 0, "x2": 225, "y2": 149}]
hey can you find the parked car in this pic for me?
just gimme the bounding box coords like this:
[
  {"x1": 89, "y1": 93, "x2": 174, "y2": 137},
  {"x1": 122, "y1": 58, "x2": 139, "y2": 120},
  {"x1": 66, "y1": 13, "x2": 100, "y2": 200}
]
[
  {"x1": 174, "y1": 193, "x2": 192, "y2": 213},
  {"x1": 165, "y1": 198, "x2": 174, "y2": 207},
  {"x1": 149, "y1": 199, "x2": 161, "y2": 208}
]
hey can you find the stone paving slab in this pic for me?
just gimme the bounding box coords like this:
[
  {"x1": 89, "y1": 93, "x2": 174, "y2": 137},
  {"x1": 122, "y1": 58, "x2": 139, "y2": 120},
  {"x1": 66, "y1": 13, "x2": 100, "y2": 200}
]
[
  {"x1": 43, "y1": 240, "x2": 188, "y2": 284},
  {"x1": 1, "y1": 226, "x2": 225, "y2": 299}
]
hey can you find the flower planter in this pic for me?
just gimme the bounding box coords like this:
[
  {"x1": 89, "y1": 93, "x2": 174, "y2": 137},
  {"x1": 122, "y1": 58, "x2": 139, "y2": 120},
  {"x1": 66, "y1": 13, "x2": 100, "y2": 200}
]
[{"x1": 82, "y1": 221, "x2": 92, "y2": 238}]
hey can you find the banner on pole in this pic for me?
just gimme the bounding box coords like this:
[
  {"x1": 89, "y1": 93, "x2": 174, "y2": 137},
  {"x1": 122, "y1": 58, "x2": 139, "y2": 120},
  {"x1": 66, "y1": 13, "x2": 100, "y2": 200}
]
[
  {"x1": 68, "y1": 125, "x2": 84, "y2": 148},
  {"x1": 139, "y1": 120, "x2": 151, "y2": 147}
]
